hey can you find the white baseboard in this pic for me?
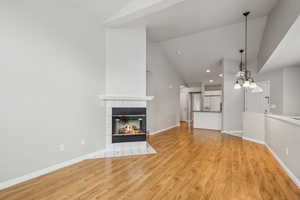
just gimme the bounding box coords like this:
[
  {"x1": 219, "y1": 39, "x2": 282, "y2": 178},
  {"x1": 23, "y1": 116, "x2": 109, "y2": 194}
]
[
  {"x1": 3, "y1": 129, "x2": 299, "y2": 191},
  {"x1": 221, "y1": 130, "x2": 243, "y2": 137},
  {"x1": 0, "y1": 150, "x2": 104, "y2": 190},
  {"x1": 265, "y1": 144, "x2": 300, "y2": 188},
  {"x1": 241, "y1": 137, "x2": 300, "y2": 188},
  {"x1": 242, "y1": 137, "x2": 265, "y2": 145},
  {"x1": 150, "y1": 124, "x2": 179, "y2": 135},
  {"x1": 0, "y1": 124, "x2": 178, "y2": 191},
  {"x1": 230, "y1": 133, "x2": 300, "y2": 188}
]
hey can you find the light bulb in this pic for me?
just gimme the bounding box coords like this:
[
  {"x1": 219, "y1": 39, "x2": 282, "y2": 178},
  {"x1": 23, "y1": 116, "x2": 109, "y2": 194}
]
[
  {"x1": 243, "y1": 80, "x2": 250, "y2": 88},
  {"x1": 249, "y1": 82, "x2": 257, "y2": 89},
  {"x1": 234, "y1": 83, "x2": 241, "y2": 90}
]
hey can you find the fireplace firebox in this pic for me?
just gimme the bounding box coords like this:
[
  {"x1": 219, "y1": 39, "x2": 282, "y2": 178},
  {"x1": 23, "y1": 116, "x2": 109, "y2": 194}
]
[{"x1": 112, "y1": 108, "x2": 147, "y2": 143}]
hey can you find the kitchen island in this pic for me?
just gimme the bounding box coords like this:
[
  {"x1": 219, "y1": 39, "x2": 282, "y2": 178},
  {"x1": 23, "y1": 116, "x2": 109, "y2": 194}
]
[{"x1": 193, "y1": 111, "x2": 222, "y2": 130}]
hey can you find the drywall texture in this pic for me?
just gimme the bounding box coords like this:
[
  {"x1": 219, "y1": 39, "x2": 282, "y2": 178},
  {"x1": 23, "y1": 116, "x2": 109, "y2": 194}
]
[
  {"x1": 256, "y1": 69, "x2": 284, "y2": 115},
  {"x1": 283, "y1": 66, "x2": 300, "y2": 115},
  {"x1": 258, "y1": 0, "x2": 300, "y2": 70},
  {"x1": 256, "y1": 66, "x2": 300, "y2": 115},
  {"x1": 147, "y1": 43, "x2": 183, "y2": 133},
  {"x1": 105, "y1": 27, "x2": 147, "y2": 97},
  {"x1": 243, "y1": 112, "x2": 265, "y2": 142},
  {"x1": 266, "y1": 117, "x2": 300, "y2": 182},
  {"x1": 222, "y1": 59, "x2": 244, "y2": 132},
  {"x1": 0, "y1": 2, "x2": 106, "y2": 182}
]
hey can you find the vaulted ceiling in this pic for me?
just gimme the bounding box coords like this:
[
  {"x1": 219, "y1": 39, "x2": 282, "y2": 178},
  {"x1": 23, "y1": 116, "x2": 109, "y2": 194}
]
[
  {"x1": 160, "y1": 17, "x2": 267, "y2": 85},
  {"x1": 145, "y1": 0, "x2": 278, "y2": 42},
  {"x1": 142, "y1": 0, "x2": 278, "y2": 85},
  {"x1": 261, "y1": 16, "x2": 300, "y2": 73},
  {"x1": 71, "y1": 0, "x2": 133, "y2": 21},
  {"x1": 106, "y1": 0, "x2": 279, "y2": 85}
]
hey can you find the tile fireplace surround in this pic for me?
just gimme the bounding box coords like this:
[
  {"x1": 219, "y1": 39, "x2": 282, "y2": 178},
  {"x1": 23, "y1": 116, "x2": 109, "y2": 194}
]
[{"x1": 97, "y1": 95, "x2": 156, "y2": 158}]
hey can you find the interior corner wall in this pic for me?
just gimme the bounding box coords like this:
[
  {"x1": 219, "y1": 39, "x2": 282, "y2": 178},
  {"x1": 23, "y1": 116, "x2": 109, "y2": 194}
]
[
  {"x1": 255, "y1": 69, "x2": 284, "y2": 115},
  {"x1": 105, "y1": 27, "x2": 147, "y2": 97},
  {"x1": 147, "y1": 42, "x2": 183, "y2": 133},
  {"x1": 0, "y1": 2, "x2": 106, "y2": 182},
  {"x1": 222, "y1": 59, "x2": 244, "y2": 132},
  {"x1": 255, "y1": 66, "x2": 300, "y2": 116},
  {"x1": 258, "y1": 0, "x2": 300, "y2": 71},
  {"x1": 283, "y1": 66, "x2": 300, "y2": 115}
]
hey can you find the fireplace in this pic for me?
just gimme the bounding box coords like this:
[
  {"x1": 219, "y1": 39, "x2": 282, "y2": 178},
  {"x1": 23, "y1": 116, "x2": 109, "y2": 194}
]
[{"x1": 112, "y1": 108, "x2": 147, "y2": 143}]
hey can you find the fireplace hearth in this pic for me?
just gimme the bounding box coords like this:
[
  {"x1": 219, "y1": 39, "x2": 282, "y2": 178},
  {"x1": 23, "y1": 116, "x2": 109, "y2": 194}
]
[{"x1": 112, "y1": 108, "x2": 147, "y2": 143}]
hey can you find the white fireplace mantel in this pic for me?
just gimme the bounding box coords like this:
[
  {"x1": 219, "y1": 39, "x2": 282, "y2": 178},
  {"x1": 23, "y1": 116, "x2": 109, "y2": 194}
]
[
  {"x1": 98, "y1": 95, "x2": 154, "y2": 101},
  {"x1": 96, "y1": 94, "x2": 157, "y2": 156}
]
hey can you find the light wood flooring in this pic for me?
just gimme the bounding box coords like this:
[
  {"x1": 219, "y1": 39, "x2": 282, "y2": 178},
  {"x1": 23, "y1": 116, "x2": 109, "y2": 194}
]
[{"x1": 1, "y1": 123, "x2": 300, "y2": 200}]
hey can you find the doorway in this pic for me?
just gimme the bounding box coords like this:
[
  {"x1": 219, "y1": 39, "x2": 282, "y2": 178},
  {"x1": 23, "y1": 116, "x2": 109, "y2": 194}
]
[
  {"x1": 245, "y1": 81, "x2": 270, "y2": 114},
  {"x1": 180, "y1": 85, "x2": 201, "y2": 123}
]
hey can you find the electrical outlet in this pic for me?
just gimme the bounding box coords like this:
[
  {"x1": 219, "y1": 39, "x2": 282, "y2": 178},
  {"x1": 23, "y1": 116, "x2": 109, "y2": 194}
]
[
  {"x1": 59, "y1": 144, "x2": 65, "y2": 151},
  {"x1": 81, "y1": 139, "x2": 85, "y2": 145},
  {"x1": 286, "y1": 148, "x2": 289, "y2": 156}
]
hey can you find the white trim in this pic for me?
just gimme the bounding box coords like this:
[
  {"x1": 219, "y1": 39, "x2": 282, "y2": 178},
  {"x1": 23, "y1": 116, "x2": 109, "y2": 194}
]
[
  {"x1": 265, "y1": 144, "x2": 300, "y2": 188},
  {"x1": 224, "y1": 132, "x2": 300, "y2": 188},
  {"x1": 150, "y1": 124, "x2": 179, "y2": 135},
  {"x1": 266, "y1": 114, "x2": 300, "y2": 127},
  {"x1": 98, "y1": 95, "x2": 154, "y2": 101},
  {"x1": 2, "y1": 130, "x2": 299, "y2": 191},
  {"x1": 221, "y1": 130, "x2": 243, "y2": 137},
  {"x1": 242, "y1": 136, "x2": 265, "y2": 145},
  {"x1": 220, "y1": 130, "x2": 300, "y2": 188},
  {"x1": 94, "y1": 143, "x2": 157, "y2": 159},
  {"x1": 0, "y1": 150, "x2": 105, "y2": 190}
]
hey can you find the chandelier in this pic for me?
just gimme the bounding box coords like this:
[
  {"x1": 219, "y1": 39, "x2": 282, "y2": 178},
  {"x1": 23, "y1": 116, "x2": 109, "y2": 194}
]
[{"x1": 234, "y1": 11, "x2": 257, "y2": 90}]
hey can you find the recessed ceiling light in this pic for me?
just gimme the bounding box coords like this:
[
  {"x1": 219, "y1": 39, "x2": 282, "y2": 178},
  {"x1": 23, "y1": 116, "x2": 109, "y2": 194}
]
[
  {"x1": 176, "y1": 50, "x2": 182, "y2": 55},
  {"x1": 219, "y1": 73, "x2": 223, "y2": 77},
  {"x1": 209, "y1": 80, "x2": 214, "y2": 83},
  {"x1": 206, "y1": 69, "x2": 211, "y2": 73}
]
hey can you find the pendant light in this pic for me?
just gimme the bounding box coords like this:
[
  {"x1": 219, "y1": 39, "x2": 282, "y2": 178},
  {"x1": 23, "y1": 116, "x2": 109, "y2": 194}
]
[
  {"x1": 234, "y1": 81, "x2": 242, "y2": 89},
  {"x1": 234, "y1": 11, "x2": 257, "y2": 90},
  {"x1": 236, "y1": 49, "x2": 244, "y2": 77},
  {"x1": 234, "y1": 49, "x2": 244, "y2": 89}
]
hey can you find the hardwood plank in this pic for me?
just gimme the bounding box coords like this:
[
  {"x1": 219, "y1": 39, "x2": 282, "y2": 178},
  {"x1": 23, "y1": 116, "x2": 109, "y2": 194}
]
[{"x1": 0, "y1": 123, "x2": 299, "y2": 200}]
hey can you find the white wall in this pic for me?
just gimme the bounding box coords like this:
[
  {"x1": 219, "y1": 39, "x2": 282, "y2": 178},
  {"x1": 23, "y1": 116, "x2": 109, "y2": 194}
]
[
  {"x1": 106, "y1": 27, "x2": 147, "y2": 96},
  {"x1": 255, "y1": 66, "x2": 300, "y2": 115},
  {"x1": 256, "y1": 69, "x2": 284, "y2": 115},
  {"x1": 243, "y1": 112, "x2": 266, "y2": 142},
  {"x1": 194, "y1": 112, "x2": 222, "y2": 130},
  {"x1": 265, "y1": 117, "x2": 300, "y2": 184},
  {"x1": 283, "y1": 66, "x2": 300, "y2": 115},
  {"x1": 0, "y1": 2, "x2": 106, "y2": 182},
  {"x1": 147, "y1": 43, "x2": 183, "y2": 133},
  {"x1": 258, "y1": 0, "x2": 300, "y2": 70},
  {"x1": 222, "y1": 59, "x2": 244, "y2": 133}
]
